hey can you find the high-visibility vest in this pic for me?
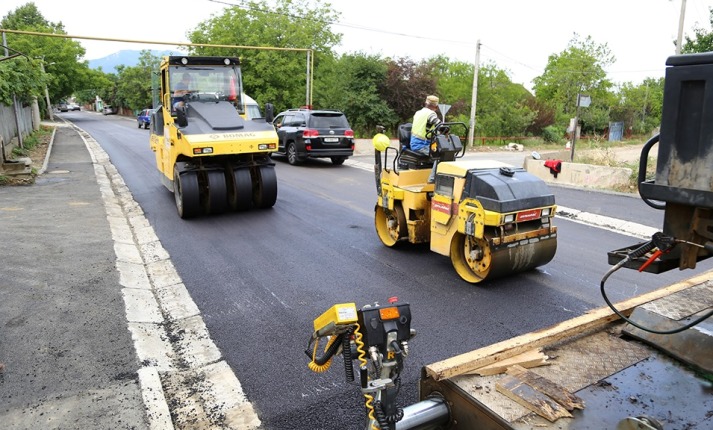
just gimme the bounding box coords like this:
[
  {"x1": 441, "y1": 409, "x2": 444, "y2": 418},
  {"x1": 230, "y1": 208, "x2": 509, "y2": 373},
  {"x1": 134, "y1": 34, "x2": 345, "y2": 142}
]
[{"x1": 412, "y1": 107, "x2": 434, "y2": 139}]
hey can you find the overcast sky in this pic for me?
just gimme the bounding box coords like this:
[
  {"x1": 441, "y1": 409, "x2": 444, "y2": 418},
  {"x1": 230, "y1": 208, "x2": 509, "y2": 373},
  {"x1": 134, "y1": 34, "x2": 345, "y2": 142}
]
[{"x1": 3, "y1": 0, "x2": 713, "y2": 91}]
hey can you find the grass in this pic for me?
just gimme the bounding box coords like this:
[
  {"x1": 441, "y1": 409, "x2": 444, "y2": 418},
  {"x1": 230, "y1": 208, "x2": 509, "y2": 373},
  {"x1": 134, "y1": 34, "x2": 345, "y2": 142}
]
[
  {"x1": 1, "y1": 125, "x2": 54, "y2": 186},
  {"x1": 10, "y1": 126, "x2": 53, "y2": 158}
]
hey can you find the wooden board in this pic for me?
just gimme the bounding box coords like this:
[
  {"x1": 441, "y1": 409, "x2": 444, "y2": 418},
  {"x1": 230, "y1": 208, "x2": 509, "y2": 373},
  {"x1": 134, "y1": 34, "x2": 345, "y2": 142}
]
[
  {"x1": 495, "y1": 373, "x2": 572, "y2": 422},
  {"x1": 506, "y1": 365, "x2": 584, "y2": 411},
  {"x1": 424, "y1": 270, "x2": 712, "y2": 381},
  {"x1": 466, "y1": 348, "x2": 549, "y2": 376}
]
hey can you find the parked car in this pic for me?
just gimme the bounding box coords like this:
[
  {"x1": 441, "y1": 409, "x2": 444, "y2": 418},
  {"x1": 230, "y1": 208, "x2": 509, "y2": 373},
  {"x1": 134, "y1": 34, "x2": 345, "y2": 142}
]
[
  {"x1": 137, "y1": 108, "x2": 155, "y2": 129},
  {"x1": 102, "y1": 105, "x2": 116, "y2": 115},
  {"x1": 58, "y1": 102, "x2": 68, "y2": 112},
  {"x1": 69, "y1": 103, "x2": 80, "y2": 111},
  {"x1": 272, "y1": 108, "x2": 354, "y2": 165}
]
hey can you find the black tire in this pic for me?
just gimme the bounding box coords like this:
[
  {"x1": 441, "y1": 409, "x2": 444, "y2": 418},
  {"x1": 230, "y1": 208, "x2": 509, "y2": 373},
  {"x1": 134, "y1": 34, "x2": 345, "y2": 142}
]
[
  {"x1": 287, "y1": 142, "x2": 302, "y2": 165},
  {"x1": 144, "y1": 122, "x2": 149, "y2": 129},
  {"x1": 137, "y1": 121, "x2": 142, "y2": 128},
  {"x1": 331, "y1": 156, "x2": 347, "y2": 165},
  {"x1": 203, "y1": 170, "x2": 229, "y2": 215},
  {"x1": 227, "y1": 168, "x2": 253, "y2": 211},
  {"x1": 252, "y1": 165, "x2": 278, "y2": 209},
  {"x1": 174, "y1": 168, "x2": 200, "y2": 219}
]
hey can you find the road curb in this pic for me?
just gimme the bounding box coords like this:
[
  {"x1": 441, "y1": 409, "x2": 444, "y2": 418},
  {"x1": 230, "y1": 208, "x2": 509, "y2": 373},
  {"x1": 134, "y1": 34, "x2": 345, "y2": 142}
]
[{"x1": 72, "y1": 123, "x2": 262, "y2": 430}]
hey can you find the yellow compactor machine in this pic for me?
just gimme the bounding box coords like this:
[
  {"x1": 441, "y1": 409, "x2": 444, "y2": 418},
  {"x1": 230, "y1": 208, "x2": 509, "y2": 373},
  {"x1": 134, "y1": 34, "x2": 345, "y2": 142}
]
[
  {"x1": 373, "y1": 123, "x2": 557, "y2": 283},
  {"x1": 149, "y1": 56, "x2": 278, "y2": 218}
]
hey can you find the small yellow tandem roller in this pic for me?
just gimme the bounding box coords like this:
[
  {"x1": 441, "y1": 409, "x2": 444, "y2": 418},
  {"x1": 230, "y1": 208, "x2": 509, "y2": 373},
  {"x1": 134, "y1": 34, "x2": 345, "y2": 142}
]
[{"x1": 372, "y1": 123, "x2": 557, "y2": 284}]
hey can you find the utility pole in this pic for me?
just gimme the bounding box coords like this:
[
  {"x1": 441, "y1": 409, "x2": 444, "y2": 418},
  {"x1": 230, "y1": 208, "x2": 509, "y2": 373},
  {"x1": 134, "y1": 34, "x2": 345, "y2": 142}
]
[
  {"x1": 676, "y1": 0, "x2": 687, "y2": 54},
  {"x1": 571, "y1": 98, "x2": 580, "y2": 162},
  {"x1": 467, "y1": 40, "x2": 481, "y2": 147}
]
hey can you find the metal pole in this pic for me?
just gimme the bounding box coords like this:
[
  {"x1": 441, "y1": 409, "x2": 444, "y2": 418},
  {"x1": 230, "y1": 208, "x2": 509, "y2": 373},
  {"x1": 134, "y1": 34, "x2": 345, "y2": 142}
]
[
  {"x1": 305, "y1": 50, "x2": 311, "y2": 108},
  {"x1": 570, "y1": 95, "x2": 580, "y2": 162},
  {"x1": 40, "y1": 60, "x2": 54, "y2": 121},
  {"x1": 467, "y1": 40, "x2": 481, "y2": 147},
  {"x1": 395, "y1": 397, "x2": 450, "y2": 430},
  {"x1": 676, "y1": 0, "x2": 687, "y2": 54}
]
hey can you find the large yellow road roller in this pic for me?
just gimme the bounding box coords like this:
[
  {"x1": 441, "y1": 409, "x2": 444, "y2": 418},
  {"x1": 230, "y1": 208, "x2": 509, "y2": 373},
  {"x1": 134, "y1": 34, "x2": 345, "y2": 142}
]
[{"x1": 149, "y1": 56, "x2": 278, "y2": 218}]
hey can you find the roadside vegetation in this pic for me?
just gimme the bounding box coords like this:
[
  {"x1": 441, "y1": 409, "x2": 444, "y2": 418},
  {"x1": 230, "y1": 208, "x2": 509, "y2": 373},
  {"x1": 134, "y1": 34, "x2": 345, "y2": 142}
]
[{"x1": 2, "y1": 1, "x2": 713, "y2": 145}]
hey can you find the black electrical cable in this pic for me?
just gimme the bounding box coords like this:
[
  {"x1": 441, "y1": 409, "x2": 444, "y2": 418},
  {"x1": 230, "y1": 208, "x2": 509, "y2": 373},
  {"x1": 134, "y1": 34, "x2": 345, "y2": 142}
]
[
  {"x1": 600, "y1": 259, "x2": 713, "y2": 335},
  {"x1": 342, "y1": 327, "x2": 355, "y2": 382},
  {"x1": 305, "y1": 333, "x2": 344, "y2": 365}
]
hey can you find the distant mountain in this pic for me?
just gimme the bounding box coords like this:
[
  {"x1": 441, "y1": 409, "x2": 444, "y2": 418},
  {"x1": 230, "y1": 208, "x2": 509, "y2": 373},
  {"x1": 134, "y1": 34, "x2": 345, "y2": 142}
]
[{"x1": 87, "y1": 49, "x2": 186, "y2": 72}]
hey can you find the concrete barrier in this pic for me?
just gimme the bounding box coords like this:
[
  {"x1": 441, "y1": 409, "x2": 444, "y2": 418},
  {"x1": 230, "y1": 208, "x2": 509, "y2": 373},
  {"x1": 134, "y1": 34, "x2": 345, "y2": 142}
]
[{"x1": 524, "y1": 157, "x2": 632, "y2": 190}]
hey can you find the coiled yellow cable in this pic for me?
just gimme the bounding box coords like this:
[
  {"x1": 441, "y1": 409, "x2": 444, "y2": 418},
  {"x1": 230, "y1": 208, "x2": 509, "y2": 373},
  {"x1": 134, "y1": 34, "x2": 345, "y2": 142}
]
[
  {"x1": 354, "y1": 323, "x2": 380, "y2": 430},
  {"x1": 307, "y1": 335, "x2": 336, "y2": 373}
]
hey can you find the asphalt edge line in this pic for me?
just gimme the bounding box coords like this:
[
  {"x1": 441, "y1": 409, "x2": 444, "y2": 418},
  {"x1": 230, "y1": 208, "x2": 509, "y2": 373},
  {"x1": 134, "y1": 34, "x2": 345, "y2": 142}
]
[
  {"x1": 556, "y1": 205, "x2": 658, "y2": 240},
  {"x1": 71, "y1": 124, "x2": 262, "y2": 430}
]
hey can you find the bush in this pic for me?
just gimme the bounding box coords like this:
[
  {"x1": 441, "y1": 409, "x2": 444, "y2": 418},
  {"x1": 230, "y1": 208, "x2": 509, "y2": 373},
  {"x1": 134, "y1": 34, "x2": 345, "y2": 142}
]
[{"x1": 542, "y1": 125, "x2": 564, "y2": 143}]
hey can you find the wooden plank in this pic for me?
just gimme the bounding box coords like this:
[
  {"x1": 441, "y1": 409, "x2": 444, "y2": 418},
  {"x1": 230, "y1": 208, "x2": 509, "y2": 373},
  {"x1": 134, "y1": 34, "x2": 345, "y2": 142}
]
[
  {"x1": 425, "y1": 270, "x2": 712, "y2": 381},
  {"x1": 495, "y1": 373, "x2": 572, "y2": 422},
  {"x1": 506, "y1": 365, "x2": 584, "y2": 410},
  {"x1": 466, "y1": 348, "x2": 549, "y2": 376}
]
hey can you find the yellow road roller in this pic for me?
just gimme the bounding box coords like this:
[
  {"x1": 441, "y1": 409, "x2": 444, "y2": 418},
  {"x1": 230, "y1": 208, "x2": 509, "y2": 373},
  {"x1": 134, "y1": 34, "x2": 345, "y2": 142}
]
[
  {"x1": 149, "y1": 56, "x2": 278, "y2": 218},
  {"x1": 373, "y1": 123, "x2": 557, "y2": 283}
]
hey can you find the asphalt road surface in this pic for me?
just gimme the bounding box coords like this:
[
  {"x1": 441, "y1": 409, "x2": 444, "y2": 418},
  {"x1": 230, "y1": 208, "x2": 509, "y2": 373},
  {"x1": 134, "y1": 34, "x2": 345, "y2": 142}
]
[{"x1": 60, "y1": 111, "x2": 711, "y2": 429}]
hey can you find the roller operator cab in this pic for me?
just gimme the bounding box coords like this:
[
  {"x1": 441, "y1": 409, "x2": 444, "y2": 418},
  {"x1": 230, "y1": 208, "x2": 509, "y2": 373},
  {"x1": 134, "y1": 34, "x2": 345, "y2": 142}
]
[
  {"x1": 373, "y1": 123, "x2": 557, "y2": 284},
  {"x1": 149, "y1": 56, "x2": 279, "y2": 218}
]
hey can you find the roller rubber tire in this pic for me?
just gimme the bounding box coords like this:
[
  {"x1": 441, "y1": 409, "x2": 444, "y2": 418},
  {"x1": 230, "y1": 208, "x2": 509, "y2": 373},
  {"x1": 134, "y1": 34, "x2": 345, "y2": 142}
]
[
  {"x1": 252, "y1": 165, "x2": 278, "y2": 209},
  {"x1": 204, "y1": 170, "x2": 229, "y2": 215},
  {"x1": 228, "y1": 168, "x2": 253, "y2": 211},
  {"x1": 174, "y1": 168, "x2": 200, "y2": 219}
]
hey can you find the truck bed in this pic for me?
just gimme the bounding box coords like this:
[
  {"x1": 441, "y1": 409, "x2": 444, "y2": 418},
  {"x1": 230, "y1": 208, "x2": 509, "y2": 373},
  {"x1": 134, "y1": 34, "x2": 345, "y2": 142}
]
[{"x1": 421, "y1": 271, "x2": 713, "y2": 429}]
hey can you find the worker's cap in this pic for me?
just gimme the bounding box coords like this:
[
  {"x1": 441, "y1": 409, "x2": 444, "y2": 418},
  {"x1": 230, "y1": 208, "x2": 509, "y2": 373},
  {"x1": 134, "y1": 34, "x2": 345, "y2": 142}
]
[{"x1": 426, "y1": 95, "x2": 439, "y2": 107}]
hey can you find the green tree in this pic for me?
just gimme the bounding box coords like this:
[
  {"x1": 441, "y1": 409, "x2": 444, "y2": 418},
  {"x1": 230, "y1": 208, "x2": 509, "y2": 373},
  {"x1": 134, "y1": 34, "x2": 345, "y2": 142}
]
[
  {"x1": 0, "y1": 56, "x2": 46, "y2": 105},
  {"x1": 2, "y1": 2, "x2": 90, "y2": 107},
  {"x1": 533, "y1": 34, "x2": 616, "y2": 133},
  {"x1": 429, "y1": 55, "x2": 473, "y2": 121},
  {"x1": 380, "y1": 57, "x2": 437, "y2": 125},
  {"x1": 474, "y1": 63, "x2": 535, "y2": 137},
  {"x1": 314, "y1": 52, "x2": 396, "y2": 136},
  {"x1": 611, "y1": 77, "x2": 664, "y2": 135},
  {"x1": 73, "y1": 67, "x2": 114, "y2": 107},
  {"x1": 681, "y1": 7, "x2": 713, "y2": 53},
  {"x1": 115, "y1": 51, "x2": 161, "y2": 111},
  {"x1": 95, "y1": 72, "x2": 119, "y2": 108},
  {"x1": 186, "y1": 0, "x2": 342, "y2": 112}
]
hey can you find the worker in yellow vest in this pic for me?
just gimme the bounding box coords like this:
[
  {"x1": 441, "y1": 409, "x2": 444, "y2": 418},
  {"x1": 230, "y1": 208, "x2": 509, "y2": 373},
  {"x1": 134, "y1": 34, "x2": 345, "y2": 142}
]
[{"x1": 409, "y1": 95, "x2": 442, "y2": 155}]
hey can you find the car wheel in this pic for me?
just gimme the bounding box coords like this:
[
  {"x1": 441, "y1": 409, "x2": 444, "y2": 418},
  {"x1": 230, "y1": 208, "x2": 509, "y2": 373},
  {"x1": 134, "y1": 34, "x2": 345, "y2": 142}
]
[
  {"x1": 287, "y1": 142, "x2": 302, "y2": 166},
  {"x1": 138, "y1": 121, "x2": 142, "y2": 128},
  {"x1": 331, "y1": 156, "x2": 347, "y2": 165},
  {"x1": 145, "y1": 122, "x2": 150, "y2": 129}
]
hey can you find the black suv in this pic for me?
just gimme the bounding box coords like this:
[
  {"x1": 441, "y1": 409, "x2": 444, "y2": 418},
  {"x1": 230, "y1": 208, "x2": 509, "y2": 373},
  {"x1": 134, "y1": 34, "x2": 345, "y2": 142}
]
[{"x1": 272, "y1": 109, "x2": 354, "y2": 165}]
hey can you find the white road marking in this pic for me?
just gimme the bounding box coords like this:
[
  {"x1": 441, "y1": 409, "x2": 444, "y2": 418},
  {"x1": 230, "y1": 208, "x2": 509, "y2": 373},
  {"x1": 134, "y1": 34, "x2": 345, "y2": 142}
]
[{"x1": 556, "y1": 206, "x2": 658, "y2": 240}]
